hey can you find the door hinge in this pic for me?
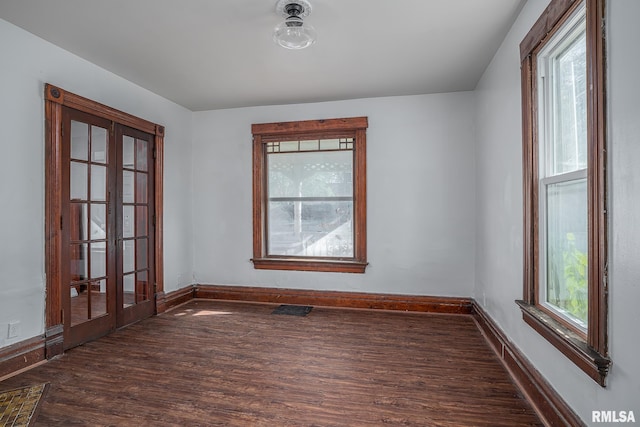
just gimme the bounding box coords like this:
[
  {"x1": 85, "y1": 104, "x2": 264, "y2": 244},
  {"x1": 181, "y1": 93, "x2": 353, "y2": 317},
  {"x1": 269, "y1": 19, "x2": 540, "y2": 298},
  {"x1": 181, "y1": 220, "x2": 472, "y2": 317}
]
[
  {"x1": 153, "y1": 144, "x2": 157, "y2": 159},
  {"x1": 153, "y1": 213, "x2": 156, "y2": 227},
  {"x1": 60, "y1": 215, "x2": 63, "y2": 230},
  {"x1": 110, "y1": 122, "x2": 115, "y2": 136}
]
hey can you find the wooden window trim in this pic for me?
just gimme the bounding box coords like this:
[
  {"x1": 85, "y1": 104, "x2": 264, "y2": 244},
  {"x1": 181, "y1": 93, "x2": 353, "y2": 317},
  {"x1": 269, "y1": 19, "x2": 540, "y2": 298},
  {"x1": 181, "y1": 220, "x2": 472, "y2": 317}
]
[
  {"x1": 44, "y1": 84, "x2": 164, "y2": 356},
  {"x1": 251, "y1": 117, "x2": 368, "y2": 273},
  {"x1": 517, "y1": 0, "x2": 610, "y2": 386}
]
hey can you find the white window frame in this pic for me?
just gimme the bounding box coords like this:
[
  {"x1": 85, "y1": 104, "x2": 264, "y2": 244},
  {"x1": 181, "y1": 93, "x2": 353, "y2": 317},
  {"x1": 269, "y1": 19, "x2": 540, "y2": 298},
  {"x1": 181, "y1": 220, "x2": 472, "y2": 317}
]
[{"x1": 536, "y1": 2, "x2": 589, "y2": 333}]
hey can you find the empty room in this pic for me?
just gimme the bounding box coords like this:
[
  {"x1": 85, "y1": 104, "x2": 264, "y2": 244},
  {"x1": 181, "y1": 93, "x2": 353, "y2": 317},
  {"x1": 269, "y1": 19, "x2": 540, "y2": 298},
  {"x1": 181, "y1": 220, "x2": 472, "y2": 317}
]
[{"x1": 0, "y1": 0, "x2": 638, "y2": 425}]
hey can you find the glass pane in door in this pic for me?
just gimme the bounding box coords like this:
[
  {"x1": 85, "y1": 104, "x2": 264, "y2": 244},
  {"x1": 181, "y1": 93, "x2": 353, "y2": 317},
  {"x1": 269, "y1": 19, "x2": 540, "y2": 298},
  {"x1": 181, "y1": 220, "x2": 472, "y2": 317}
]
[
  {"x1": 70, "y1": 286, "x2": 88, "y2": 326},
  {"x1": 91, "y1": 165, "x2": 107, "y2": 201},
  {"x1": 123, "y1": 274, "x2": 135, "y2": 307},
  {"x1": 70, "y1": 243, "x2": 88, "y2": 282},
  {"x1": 71, "y1": 121, "x2": 89, "y2": 161},
  {"x1": 90, "y1": 243, "x2": 106, "y2": 278},
  {"x1": 123, "y1": 205, "x2": 134, "y2": 238},
  {"x1": 137, "y1": 271, "x2": 148, "y2": 302},
  {"x1": 70, "y1": 163, "x2": 88, "y2": 200},
  {"x1": 123, "y1": 136, "x2": 135, "y2": 168},
  {"x1": 91, "y1": 127, "x2": 108, "y2": 163},
  {"x1": 136, "y1": 139, "x2": 148, "y2": 171},
  {"x1": 136, "y1": 206, "x2": 147, "y2": 236},
  {"x1": 123, "y1": 240, "x2": 135, "y2": 273},
  {"x1": 122, "y1": 171, "x2": 135, "y2": 204},
  {"x1": 136, "y1": 239, "x2": 148, "y2": 269},
  {"x1": 70, "y1": 203, "x2": 88, "y2": 242},
  {"x1": 91, "y1": 204, "x2": 107, "y2": 241},
  {"x1": 136, "y1": 173, "x2": 148, "y2": 203},
  {"x1": 90, "y1": 279, "x2": 108, "y2": 318}
]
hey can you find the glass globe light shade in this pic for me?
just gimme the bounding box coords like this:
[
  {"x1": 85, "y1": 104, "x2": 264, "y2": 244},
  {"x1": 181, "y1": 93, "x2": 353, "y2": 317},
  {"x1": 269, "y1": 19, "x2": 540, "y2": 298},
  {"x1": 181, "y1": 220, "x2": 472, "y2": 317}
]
[{"x1": 273, "y1": 16, "x2": 317, "y2": 49}]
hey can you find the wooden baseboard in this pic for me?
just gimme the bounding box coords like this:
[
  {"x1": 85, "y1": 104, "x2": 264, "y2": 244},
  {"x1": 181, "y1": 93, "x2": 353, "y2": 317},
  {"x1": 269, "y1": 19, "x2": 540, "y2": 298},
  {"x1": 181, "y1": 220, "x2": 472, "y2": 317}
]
[
  {"x1": 156, "y1": 286, "x2": 195, "y2": 314},
  {"x1": 0, "y1": 284, "x2": 580, "y2": 426},
  {"x1": 0, "y1": 336, "x2": 46, "y2": 380},
  {"x1": 472, "y1": 302, "x2": 585, "y2": 427},
  {"x1": 194, "y1": 284, "x2": 474, "y2": 314},
  {"x1": 45, "y1": 324, "x2": 64, "y2": 359}
]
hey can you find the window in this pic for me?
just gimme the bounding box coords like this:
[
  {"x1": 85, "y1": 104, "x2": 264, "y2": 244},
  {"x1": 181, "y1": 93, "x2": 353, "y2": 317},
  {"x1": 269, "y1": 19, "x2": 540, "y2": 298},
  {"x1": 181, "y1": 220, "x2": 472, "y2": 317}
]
[
  {"x1": 252, "y1": 117, "x2": 368, "y2": 273},
  {"x1": 538, "y1": 3, "x2": 589, "y2": 332},
  {"x1": 517, "y1": 0, "x2": 609, "y2": 386}
]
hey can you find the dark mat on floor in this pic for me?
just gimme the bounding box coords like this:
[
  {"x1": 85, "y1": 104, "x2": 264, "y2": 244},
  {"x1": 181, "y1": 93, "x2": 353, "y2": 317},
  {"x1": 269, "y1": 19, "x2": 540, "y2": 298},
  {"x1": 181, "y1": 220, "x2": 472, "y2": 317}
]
[
  {"x1": 272, "y1": 305, "x2": 313, "y2": 316},
  {"x1": 0, "y1": 383, "x2": 48, "y2": 427}
]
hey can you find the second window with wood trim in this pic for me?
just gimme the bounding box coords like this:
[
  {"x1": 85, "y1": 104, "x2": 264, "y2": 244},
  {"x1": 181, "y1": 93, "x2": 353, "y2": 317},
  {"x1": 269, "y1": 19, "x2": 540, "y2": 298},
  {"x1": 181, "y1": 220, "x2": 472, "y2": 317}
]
[
  {"x1": 251, "y1": 117, "x2": 368, "y2": 273},
  {"x1": 517, "y1": 0, "x2": 609, "y2": 386}
]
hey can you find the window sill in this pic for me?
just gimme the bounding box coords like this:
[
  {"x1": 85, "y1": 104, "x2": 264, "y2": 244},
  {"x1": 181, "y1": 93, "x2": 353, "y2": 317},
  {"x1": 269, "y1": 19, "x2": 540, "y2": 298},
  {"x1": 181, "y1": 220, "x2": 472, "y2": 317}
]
[
  {"x1": 251, "y1": 258, "x2": 368, "y2": 273},
  {"x1": 515, "y1": 300, "x2": 610, "y2": 387}
]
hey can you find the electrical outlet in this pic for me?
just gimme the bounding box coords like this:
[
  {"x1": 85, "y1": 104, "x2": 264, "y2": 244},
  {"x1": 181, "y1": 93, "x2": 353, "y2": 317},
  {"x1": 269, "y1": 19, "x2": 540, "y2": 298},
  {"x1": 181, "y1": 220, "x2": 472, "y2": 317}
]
[{"x1": 8, "y1": 321, "x2": 21, "y2": 338}]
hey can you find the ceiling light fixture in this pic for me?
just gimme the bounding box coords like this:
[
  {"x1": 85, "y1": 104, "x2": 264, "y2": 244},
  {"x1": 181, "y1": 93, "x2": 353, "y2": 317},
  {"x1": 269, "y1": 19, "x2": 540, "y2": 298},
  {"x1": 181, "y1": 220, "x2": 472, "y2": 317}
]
[{"x1": 273, "y1": 0, "x2": 316, "y2": 50}]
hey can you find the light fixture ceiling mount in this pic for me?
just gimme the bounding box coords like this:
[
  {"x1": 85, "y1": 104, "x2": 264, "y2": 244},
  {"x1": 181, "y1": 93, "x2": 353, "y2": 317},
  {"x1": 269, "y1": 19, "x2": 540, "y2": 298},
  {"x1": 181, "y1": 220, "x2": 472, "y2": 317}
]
[{"x1": 273, "y1": 0, "x2": 317, "y2": 50}]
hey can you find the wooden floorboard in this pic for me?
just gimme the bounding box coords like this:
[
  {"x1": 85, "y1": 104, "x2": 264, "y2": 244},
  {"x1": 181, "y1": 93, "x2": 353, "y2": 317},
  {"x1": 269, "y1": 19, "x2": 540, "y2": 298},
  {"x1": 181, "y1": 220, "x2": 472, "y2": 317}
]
[{"x1": 0, "y1": 300, "x2": 543, "y2": 426}]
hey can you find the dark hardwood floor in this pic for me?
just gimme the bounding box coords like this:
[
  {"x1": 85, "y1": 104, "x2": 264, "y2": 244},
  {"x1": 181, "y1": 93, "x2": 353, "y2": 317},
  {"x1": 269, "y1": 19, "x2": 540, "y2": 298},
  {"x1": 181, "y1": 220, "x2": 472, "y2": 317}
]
[{"x1": 0, "y1": 300, "x2": 542, "y2": 426}]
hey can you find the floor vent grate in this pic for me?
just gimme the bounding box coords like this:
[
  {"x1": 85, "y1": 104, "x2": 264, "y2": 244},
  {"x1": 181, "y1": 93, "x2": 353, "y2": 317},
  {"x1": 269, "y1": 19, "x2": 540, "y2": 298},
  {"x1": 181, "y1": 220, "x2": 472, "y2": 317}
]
[{"x1": 271, "y1": 305, "x2": 313, "y2": 316}]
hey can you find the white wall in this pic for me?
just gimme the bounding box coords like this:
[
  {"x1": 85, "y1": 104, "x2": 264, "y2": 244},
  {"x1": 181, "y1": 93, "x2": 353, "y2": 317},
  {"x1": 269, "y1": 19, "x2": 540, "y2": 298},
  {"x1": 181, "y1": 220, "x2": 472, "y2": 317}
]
[
  {"x1": 192, "y1": 93, "x2": 476, "y2": 296},
  {"x1": 5, "y1": 2, "x2": 636, "y2": 422},
  {"x1": 0, "y1": 18, "x2": 194, "y2": 350},
  {"x1": 475, "y1": 0, "x2": 640, "y2": 424}
]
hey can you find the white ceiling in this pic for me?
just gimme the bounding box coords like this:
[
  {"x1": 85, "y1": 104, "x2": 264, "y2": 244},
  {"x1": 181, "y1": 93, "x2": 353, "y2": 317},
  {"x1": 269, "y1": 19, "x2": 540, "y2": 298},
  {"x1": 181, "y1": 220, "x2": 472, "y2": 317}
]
[{"x1": 0, "y1": 0, "x2": 525, "y2": 111}]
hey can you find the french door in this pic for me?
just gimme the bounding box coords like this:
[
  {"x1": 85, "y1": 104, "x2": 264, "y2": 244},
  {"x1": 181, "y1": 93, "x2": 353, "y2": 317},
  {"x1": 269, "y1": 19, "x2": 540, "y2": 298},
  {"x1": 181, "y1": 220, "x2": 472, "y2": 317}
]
[{"x1": 61, "y1": 107, "x2": 155, "y2": 349}]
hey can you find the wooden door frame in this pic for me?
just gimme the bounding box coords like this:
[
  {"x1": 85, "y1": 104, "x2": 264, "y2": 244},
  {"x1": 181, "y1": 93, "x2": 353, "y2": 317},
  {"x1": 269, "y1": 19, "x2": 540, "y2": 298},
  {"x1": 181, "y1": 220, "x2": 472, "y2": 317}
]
[{"x1": 44, "y1": 83, "x2": 164, "y2": 358}]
